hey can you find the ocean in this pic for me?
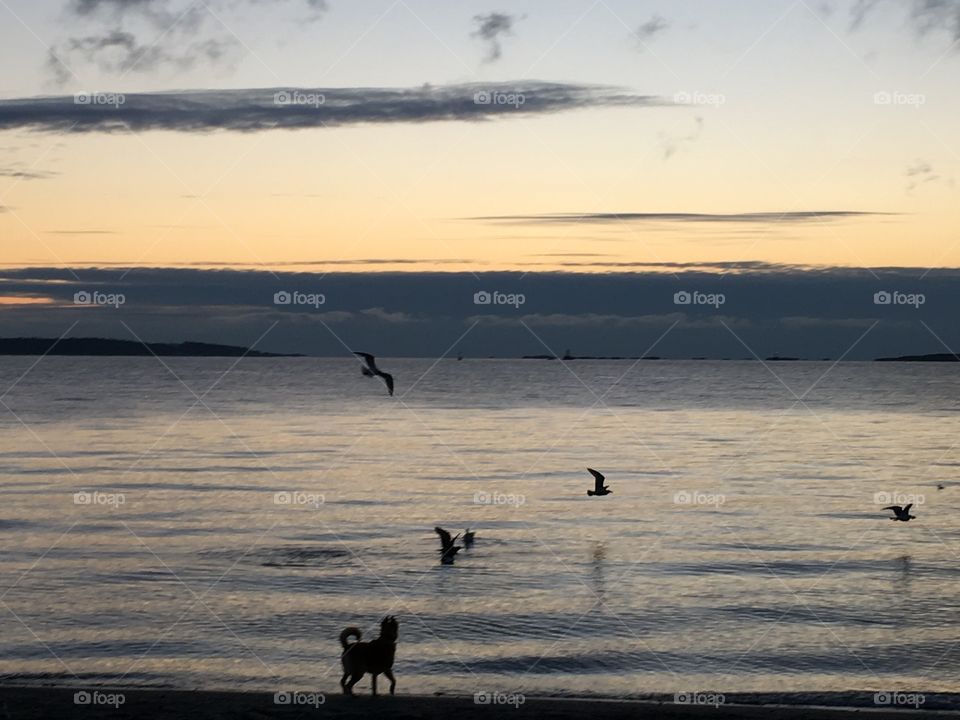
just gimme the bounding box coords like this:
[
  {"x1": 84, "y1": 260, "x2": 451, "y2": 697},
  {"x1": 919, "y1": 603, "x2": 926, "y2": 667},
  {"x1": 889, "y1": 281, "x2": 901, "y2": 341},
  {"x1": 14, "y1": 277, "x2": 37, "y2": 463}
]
[{"x1": 0, "y1": 357, "x2": 958, "y2": 700}]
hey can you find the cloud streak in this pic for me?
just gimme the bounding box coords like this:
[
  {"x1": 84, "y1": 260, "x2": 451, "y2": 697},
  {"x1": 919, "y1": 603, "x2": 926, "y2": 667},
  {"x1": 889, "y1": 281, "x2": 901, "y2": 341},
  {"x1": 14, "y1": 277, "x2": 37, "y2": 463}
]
[
  {"x1": 0, "y1": 82, "x2": 660, "y2": 133},
  {"x1": 470, "y1": 211, "x2": 891, "y2": 225},
  {"x1": 0, "y1": 167, "x2": 58, "y2": 180}
]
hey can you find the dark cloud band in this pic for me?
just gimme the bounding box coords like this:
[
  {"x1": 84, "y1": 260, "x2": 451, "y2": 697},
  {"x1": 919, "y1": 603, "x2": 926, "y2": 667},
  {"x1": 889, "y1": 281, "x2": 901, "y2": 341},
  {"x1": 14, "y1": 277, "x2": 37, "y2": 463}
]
[
  {"x1": 0, "y1": 265, "x2": 953, "y2": 359},
  {"x1": 0, "y1": 82, "x2": 659, "y2": 133}
]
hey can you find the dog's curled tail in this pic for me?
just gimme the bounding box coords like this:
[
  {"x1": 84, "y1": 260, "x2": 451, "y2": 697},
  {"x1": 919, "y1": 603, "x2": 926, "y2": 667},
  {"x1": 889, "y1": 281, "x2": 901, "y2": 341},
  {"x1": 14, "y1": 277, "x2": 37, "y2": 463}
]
[{"x1": 339, "y1": 627, "x2": 362, "y2": 649}]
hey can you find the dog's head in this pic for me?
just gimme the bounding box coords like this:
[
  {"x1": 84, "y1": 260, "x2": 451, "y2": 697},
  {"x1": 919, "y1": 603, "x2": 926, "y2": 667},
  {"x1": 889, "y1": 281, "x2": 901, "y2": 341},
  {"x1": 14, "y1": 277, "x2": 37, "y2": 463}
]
[{"x1": 380, "y1": 615, "x2": 399, "y2": 641}]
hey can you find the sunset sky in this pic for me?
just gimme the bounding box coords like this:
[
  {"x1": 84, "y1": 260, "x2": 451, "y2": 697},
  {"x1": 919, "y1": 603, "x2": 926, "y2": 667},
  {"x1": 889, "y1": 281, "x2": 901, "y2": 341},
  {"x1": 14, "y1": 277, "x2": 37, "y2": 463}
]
[
  {"x1": 2, "y1": 0, "x2": 958, "y2": 272},
  {"x1": 1, "y1": 1, "x2": 958, "y2": 357}
]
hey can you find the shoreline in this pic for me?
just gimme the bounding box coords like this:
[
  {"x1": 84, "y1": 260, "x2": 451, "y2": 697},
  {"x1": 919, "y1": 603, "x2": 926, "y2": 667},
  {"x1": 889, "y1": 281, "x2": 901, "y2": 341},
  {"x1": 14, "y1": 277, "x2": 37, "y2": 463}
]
[{"x1": 1, "y1": 687, "x2": 957, "y2": 719}]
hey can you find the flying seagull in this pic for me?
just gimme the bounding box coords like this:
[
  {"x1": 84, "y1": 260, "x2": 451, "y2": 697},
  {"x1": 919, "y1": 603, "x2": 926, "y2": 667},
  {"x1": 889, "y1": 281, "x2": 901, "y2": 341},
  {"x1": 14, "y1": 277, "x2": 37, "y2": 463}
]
[
  {"x1": 353, "y1": 352, "x2": 394, "y2": 396},
  {"x1": 586, "y1": 468, "x2": 612, "y2": 496},
  {"x1": 463, "y1": 528, "x2": 475, "y2": 547},
  {"x1": 883, "y1": 504, "x2": 915, "y2": 522},
  {"x1": 434, "y1": 526, "x2": 462, "y2": 563}
]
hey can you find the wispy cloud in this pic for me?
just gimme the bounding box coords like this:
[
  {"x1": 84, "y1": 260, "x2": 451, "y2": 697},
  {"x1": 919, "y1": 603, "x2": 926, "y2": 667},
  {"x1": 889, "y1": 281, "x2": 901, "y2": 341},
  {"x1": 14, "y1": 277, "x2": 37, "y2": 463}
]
[
  {"x1": 472, "y1": 11, "x2": 520, "y2": 63},
  {"x1": 659, "y1": 115, "x2": 702, "y2": 159},
  {"x1": 636, "y1": 14, "x2": 669, "y2": 45},
  {"x1": 0, "y1": 82, "x2": 661, "y2": 133},
  {"x1": 905, "y1": 159, "x2": 954, "y2": 192},
  {"x1": 849, "y1": 0, "x2": 960, "y2": 43},
  {"x1": 849, "y1": 0, "x2": 884, "y2": 30},
  {"x1": 911, "y1": 0, "x2": 960, "y2": 41},
  {"x1": 50, "y1": 0, "x2": 328, "y2": 81},
  {"x1": 48, "y1": 30, "x2": 239, "y2": 81}
]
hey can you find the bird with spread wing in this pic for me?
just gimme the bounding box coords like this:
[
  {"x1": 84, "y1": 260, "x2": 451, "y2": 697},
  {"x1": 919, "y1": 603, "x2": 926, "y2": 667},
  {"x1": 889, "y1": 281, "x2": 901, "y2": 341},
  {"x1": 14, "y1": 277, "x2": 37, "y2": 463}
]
[
  {"x1": 353, "y1": 352, "x2": 394, "y2": 396},
  {"x1": 586, "y1": 468, "x2": 612, "y2": 496},
  {"x1": 434, "y1": 526, "x2": 462, "y2": 563}
]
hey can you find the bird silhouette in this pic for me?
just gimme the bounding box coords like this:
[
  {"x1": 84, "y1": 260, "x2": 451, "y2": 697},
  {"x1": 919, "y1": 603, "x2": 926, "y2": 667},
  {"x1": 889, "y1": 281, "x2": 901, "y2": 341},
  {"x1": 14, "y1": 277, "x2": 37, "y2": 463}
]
[
  {"x1": 586, "y1": 468, "x2": 612, "y2": 496},
  {"x1": 434, "y1": 526, "x2": 462, "y2": 563},
  {"x1": 883, "y1": 504, "x2": 916, "y2": 522},
  {"x1": 463, "y1": 529, "x2": 475, "y2": 547},
  {"x1": 353, "y1": 352, "x2": 394, "y2": 396}
]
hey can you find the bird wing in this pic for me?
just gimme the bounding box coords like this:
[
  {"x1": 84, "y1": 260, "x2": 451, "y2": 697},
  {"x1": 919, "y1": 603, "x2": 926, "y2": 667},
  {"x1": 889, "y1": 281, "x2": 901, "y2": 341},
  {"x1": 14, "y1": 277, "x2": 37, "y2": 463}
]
[
  {"x1": 882, "y1": 505, "x2": 903, "y2": 513},
  {"x1": 353, "y1": 352, "x2": 377, "y2": 372},
  {"x1": 381, "y1": 372, "x2": 394, "y2": 396},
  {"x1": 434, "y1": 526, "x2": 454, "y2": 549},
  {"x1": 904, "y1": 503, "x2": 913, "y2": 513},
  {"x1": 587, "y1": 468, "x2": 605, "y2": 491}
]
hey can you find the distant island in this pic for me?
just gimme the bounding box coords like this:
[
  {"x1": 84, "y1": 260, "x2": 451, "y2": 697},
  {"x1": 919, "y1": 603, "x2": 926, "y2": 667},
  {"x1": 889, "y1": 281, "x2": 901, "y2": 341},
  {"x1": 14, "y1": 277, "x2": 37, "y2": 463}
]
[
  {"x1": 0, "y1": 338, "x2": 300, "y2": 357},
  {"x1": 876, "y1": 353, "x2": 960, "y2": 362},
  {"x1": 521, "y1": 355, "x2": 662, "y2": 361}
]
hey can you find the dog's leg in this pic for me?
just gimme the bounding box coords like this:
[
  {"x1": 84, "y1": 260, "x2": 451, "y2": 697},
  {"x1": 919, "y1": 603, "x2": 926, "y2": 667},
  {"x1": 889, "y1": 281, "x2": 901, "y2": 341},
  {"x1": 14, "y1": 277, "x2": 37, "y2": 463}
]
[
  {"x1": 346, "y1": 673, "x2": 362, "y2": 695},
  {"x1": 371, "y1": 673, "x2": 378, "y2": 697},
  {"x1": 384, "y1": 670, "x2": 396, "y2": 695},
  {"x1": 340, "y1": 671, "x2": 350, "y2": 694}
]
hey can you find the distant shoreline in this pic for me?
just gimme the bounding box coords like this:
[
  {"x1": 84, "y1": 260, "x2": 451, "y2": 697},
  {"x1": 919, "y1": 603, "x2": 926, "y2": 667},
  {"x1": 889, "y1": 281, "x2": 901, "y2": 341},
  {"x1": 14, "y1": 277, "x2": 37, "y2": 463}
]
[
  {"x1": 0, "y1": 338, "x2": 300, "y2": 358},
  {"x1": 875, "y1": 353, "x2": 960, "y2": 362},
  {"x1": 0, "y1": 338, "x2": 957, "y2": 362}
]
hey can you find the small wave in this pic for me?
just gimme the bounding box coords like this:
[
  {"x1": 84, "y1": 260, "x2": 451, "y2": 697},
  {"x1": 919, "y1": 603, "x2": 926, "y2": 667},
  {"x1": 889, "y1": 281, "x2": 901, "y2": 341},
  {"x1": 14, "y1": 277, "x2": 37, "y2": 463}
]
[{"x1": 201, "y1": 545, "x2": 353, "y2": 568}]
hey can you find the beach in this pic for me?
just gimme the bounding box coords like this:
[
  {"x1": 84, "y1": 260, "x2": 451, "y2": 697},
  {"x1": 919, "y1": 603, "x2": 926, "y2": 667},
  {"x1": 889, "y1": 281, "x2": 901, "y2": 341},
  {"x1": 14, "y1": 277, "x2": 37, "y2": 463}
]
[{"x1": 1, "y1": 688, "x2": 957, "y2": 720}]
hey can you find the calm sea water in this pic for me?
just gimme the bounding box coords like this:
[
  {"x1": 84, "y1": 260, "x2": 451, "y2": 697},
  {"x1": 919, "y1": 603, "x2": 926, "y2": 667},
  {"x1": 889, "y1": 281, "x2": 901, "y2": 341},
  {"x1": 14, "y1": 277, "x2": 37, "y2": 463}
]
[{"x1": 1, "y1": 358, "x2": 959, "y2": 700}]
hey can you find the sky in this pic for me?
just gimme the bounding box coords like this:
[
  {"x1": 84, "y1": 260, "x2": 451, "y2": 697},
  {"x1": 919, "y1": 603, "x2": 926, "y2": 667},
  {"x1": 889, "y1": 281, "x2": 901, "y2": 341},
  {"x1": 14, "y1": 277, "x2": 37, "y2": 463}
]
[{"x1": 1, "y1": 0, "x2": 959, "y2": 357}]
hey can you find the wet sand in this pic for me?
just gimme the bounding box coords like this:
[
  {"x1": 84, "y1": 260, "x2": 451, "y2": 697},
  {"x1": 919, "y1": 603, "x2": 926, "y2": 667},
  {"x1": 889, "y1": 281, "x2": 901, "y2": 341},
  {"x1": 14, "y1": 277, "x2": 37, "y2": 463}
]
[{"x1": 0, "y1": 687, "x2": 956, "y2": 719}]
